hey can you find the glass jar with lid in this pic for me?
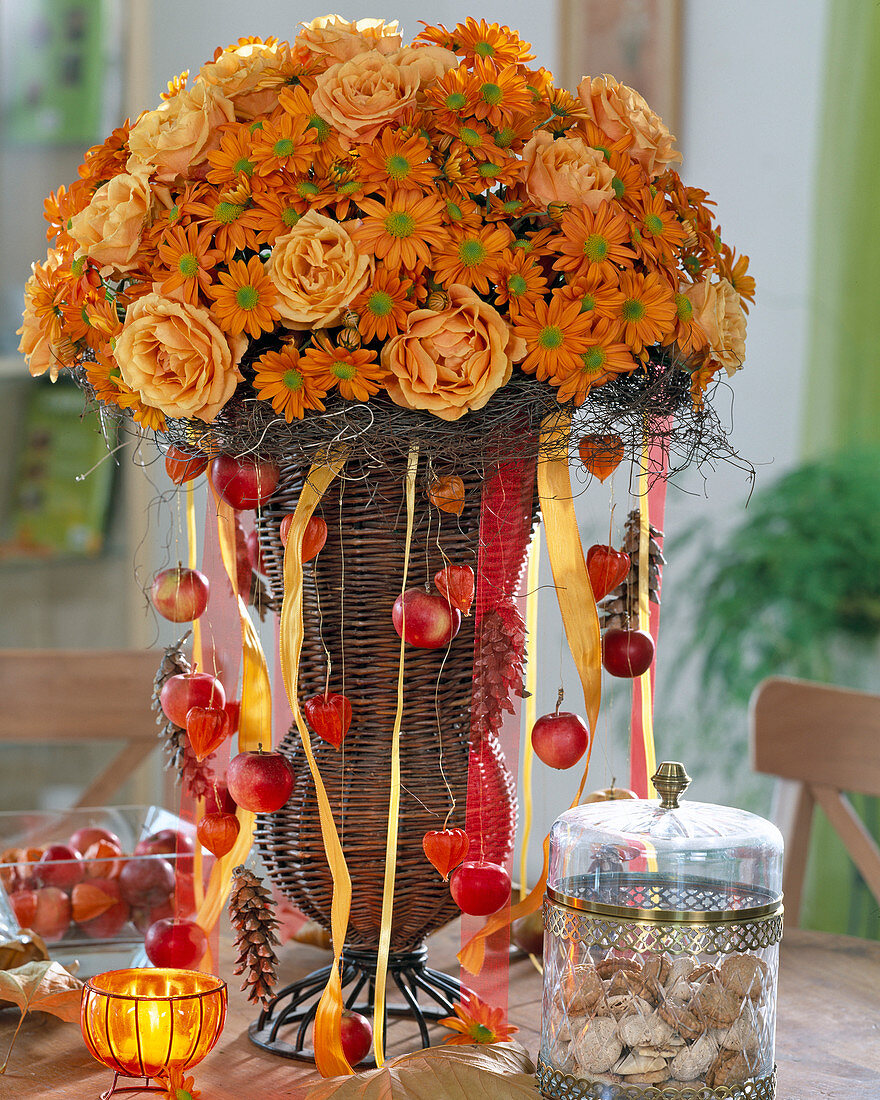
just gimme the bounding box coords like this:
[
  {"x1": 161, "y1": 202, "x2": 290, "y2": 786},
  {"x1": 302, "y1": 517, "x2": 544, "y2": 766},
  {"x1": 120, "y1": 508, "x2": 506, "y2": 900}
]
[{"x1": 537, "y1": 762, "x2": 784, "y2": 1100}]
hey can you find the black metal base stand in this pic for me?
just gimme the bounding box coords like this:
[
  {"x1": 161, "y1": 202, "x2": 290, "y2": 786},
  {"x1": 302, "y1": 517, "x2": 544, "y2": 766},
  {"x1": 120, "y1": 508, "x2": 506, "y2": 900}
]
[{"x1": 248, "y1": 944, "x2": 467, "y2": 1066}]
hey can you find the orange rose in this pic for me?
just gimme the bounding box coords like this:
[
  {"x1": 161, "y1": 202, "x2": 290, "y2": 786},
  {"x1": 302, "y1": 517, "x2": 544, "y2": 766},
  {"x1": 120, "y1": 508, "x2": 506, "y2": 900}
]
[
  {"x1": 388, "y1": 45, "x2": 460, "y2": 88},
  {"x1": 296, "y1": 15, "x2": 402, "y2": 63},
  {"x1": 127, "y1": 81, "x2": 234, "y2": 181},
  {"x1": 521, "y1": 131, "x2": 615, "y2": 210},
  {"x1": 685, "y1": 278, "x2": 747, "y2": 376},
  {"x1": 114, "y1": 293, "x2": 245, "y2": 422},
  {"x1": 198, "y1": 42, "x2": 290, "y2": 120},
  {"x1": 69, "y1": 164, "x2": 153, "y2": 275},
  {"x1": 381, "y1": 284, "x2": 526, "y2": 421},
  {"x1": 311, "y1": 51, "x2": 419, "y2": 142},
  {"x1": 266, "y1": 211, "x2": 373, "y2": 329},
  {"x1": 577, "y1": 75, "x2": 681, "y2": 177}
]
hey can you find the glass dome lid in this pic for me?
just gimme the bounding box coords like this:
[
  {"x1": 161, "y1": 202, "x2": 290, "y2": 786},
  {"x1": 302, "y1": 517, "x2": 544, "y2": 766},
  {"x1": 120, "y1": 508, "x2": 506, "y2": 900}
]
[{"x1": 547, "y1": 762, "x2": 784, "y2": 921}]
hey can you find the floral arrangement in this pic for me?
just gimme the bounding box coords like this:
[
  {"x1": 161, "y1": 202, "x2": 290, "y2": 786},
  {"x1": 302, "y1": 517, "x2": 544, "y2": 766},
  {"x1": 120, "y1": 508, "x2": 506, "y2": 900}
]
[{"x1": 19, "y1": 14, "x2": 753, "y2": 443}]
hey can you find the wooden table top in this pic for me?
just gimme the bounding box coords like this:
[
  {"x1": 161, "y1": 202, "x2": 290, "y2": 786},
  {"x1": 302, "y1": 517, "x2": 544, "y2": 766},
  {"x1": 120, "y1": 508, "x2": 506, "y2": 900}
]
[{"x1": 2, "y1": 926, "x2": 878, "y2": 1098}]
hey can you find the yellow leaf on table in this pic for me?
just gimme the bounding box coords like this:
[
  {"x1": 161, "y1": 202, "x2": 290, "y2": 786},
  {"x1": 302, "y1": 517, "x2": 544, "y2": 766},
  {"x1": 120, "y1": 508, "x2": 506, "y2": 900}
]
[
  {"x1": 304, "y1": 1041, "x2": 539, "y2": 1099},
  {"x1": 0, "y1": 959, "x2": 83, "y2": 1021}
]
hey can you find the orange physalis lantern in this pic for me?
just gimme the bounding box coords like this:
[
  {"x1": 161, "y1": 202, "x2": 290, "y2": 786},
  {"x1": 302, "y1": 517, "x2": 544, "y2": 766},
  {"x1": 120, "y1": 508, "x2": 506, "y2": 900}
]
[
  {"x1": 422, "y1": 828, "x2": 470, "y2": 881},
  {"x1": 434, "y1": 565, "x2": 475, "y2": 616},
  {"x1": 428, "y1": 475, "x2": 466, "y2": 516},
  {"x1": 577, "y1": 434, "x2": 624, "y2": 482},
  {"x1": 185, "y1": 706, "x2": 230, "y2": 762},
  {"x1": 586, "y1": 544, "x2": 631, "y2": 601},
  {"x1": 197, "y1": 812, "x2": 241, "y2": 858}
]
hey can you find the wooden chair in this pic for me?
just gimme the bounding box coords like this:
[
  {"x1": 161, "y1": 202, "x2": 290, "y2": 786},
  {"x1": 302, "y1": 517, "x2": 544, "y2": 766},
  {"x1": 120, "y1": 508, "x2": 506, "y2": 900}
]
[
  {"x1": 0, "y1": 649, "x2": 160, "y2": 807},
  {"x1": 750, "y1": 676, "x2": 880, "y2": 925}
]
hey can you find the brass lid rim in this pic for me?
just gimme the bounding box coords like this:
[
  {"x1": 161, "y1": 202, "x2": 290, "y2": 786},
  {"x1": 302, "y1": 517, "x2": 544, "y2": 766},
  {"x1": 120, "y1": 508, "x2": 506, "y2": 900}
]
[{"x1": 546, "y1": 885, "x2": 784, "y2": 924}]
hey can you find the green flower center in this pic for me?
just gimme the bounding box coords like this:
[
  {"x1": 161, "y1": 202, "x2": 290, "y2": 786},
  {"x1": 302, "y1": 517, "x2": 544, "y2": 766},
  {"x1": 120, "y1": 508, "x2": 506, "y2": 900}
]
[
  {"x1": 385, "y1": 211, "x2": 415, "y2": 238},
  {"x1": 386, "y1": 154, "x2": 412, "y2": 180},
  {"x1": 71, "y1": 256, "x2": 87, "y2": 276},
  {"x1": 367, "y1": 290, "x2": 393, "y2": 317},
  {"x1": 168, "y1": 204, "x2": 181, "y2": 224},
  {"x1": 481, "y1": 82, "x2": 503, "y2": 105},
  {"x1": 676, "y1": 293, "x2": 693, "y2": 322},
  {"x1": 459, "y1": 239, "x2": 487, "y2": 267},
  {"x1": 622, "y1": 298, "x2": 646, "y2": 323},
  {"x1": 273, "y1": 137, "x2": 295, "y2": 157},
  {"x1": 459, "y1": 127, "x2": 482, "y2": 148},
  {"x1": 249, "y1": 120, "x2": 264, "y2": 133},
  {"x1": 474, "y1": 41, "x2": 494, "y2": 58},
  {"x1": 495, "y1": 127, "x2": 514, "y2": 148},
  {"x1": 478, "y1": 161, "x2": 500, "y2": 178},
  {"x1": 308, "y1": 114, "x2": 331, "y2": 140},
  {"x1": 683, "y1": 254, "x2": 701, "y2": 276},
  {"x1": 283, "y1": 368, "x2": 304, "y2": 391},
  {"x1": 579, "y1": 293, "x2": 596, "y2": 314},
  {"x1": 611, "y1": 176, "x2": 625, "y2": 200},
  {"x1": 178, "y1": 253, "x2": 199, "y2": 277},
  {"x1": 337, "y1": 180, "x2": 361, "y2": 196},
  {"x1": 236, "y1": 285, "x2": 259, "y2": 310},
  {"x1": 446, "y1": 201, "x2": 464, "y2": 221},
  {"x1": 645, "y1": 213, "x2": 664, "y2": 235},
  {"x1": 469, "y1": 1023, "x2": 495, "y2": 1042},
  {"x1": 581, "y1": 346, "x2": 607, "y2": 372},
  {"x1": 332, "y1": 360, "x2": 357, "y2": 381},
  {"x1": 215, "y1": 202, "x2": 243, "y2": 224},
  {"x1": 583, "y1": 234, "x2": 608, "y2": 262},
  {"x1": 282, "y1": 206, "x2": 300, "y2": 227},
  {"x1": 445, "y1": 91, "x2": 468, "y2": 111},
  {"x1": 234, "y1": 156, "x2": 254, "y2": 176},
  {"x1": 507, "y1": 273, "x2": 528, "y2": 297},
  {"x1": 296, "y1": 180, "x2": 320, "y2": 197},
  {"x1": 538, "y1": 325, "x2": 564, "y2": 350}
]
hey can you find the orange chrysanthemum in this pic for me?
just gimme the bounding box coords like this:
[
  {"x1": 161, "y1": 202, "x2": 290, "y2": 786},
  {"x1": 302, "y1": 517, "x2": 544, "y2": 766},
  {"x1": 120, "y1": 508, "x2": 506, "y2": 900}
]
[
  {"x1": 189, "y1": 186, "x2": 262, "y2": 257},
  {"x1": 552, "y1": 319, "x2": 638, "y2": 405},
  {"x1": 358, "y1": 128, "x2": 437, "y2": 197},
  {"x1": 78, "y1": 122, "x2": 132, "y2": 184},
  {"x1": 431, "y1": 224, "x2": 511, "y2": 293},
  {"x1": 544, "y1": 87, "x2": 591, "y2": 134},
  {"x1": 447, "y1": 119, "x2": 506, "y2": 165},
  {"x1": 428, "y1": 17, "x2": 535, "y2": 66},
  {"x1": 607, "y1": 148, "x2": 648, "y2": 208},
  {"x1": 251, "y1": 111, "x2": 318, "y2": 176},
  {"x1": 613, "y1": 269, "x2": 678, "y2": 355},
  {"x1": 663, "y1": 291, "x2": 710, "y2": 359},
  {"x1": 355, "y1": 192, "x2": 446, "y2": 271},
  {"x1": 250, "y1": 185, "x2": 304, "y2": 244},
  {"x1": 156, "y1": 224, "x2": 223, "y2": 306},
  {"x1": 352, "y1": 268, "x2": 417, "y2": 342},
  {"x1": 208, "y1": 255, "x2": 280, "y2": 337},
  {"x1": 206, "y1": 125, "x2": 256, "y2": 186},
  {"x1": 514, "y1": 293, "x2": 595, "y2": 382},
  {"x1": 425, "y1": 66, "x2": 478, "y2": 133},
  {"x1": 278, "y1": 86, "x2": 347, "y2": 163},
  {"x1": 299, "y1": 344, "x2": 385, "y2": 402},
  {"x1": 252, "y1": 344, "x2": 327, "y2": 420},
  {"x1": 554, "y1": 204, "x2": 636, "y2": 282},
  {"x1": 437, "y1": 147, "x2": 484, "y2": 199},
  {"x1": 716, "y1": 244, "x2": 756, "y2": 313},
  {"x1": 630, "y1": 187, "x2": 688, "y2": 265},
  {"x1": 493, "y1": 248, "x2": 548, "y2": 317},
  {"x1": 558, "y1": 267, "x2": 625, "y2": 324},
  {"x1": 156, "y1": 1065, "x2": 201, "y2": 1100},
  {"x1": 439, "y1": 991, "x2": 518, "y2": 1045},
  {"x1": 468, "y1": 58, "x2": 534, "y2": 128}
]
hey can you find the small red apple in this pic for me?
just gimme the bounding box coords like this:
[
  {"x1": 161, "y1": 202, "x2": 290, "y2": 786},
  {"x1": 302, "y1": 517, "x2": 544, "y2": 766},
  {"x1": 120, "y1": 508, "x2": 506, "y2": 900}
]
[
  {"x1": 280, "y1": 514, "x2": 327, "y2": 562},
  {"x1": 159, "y1": 672, "x2": 225, "y2": 728},
  {"x1": 583, "y1": 784, "x2": 639, "y2": 803},
  {"x1": 227, "y1": 748, "x2": 295, "y2": 813},
  {"x1": 210, "y1": 453, "x2": 280, "y2": 510},
  {"x1": 602, "y1": 628, "x2": 655, "y2": 678},
  {"x1": 340, "y1": 1010, "x2": 373, "y2": 1066},
  {"x1": 150, "y1": 566, "x2": 210, "y2": 622},
  {"x1": 449, "y1": 860, "x2": 511, "y2": 916},
  {"x1": 9, "y1": 888, "x2": 38, "y2": 930},
  {"x1": 69, "y1": 826, "x2": 120, "y2": 854},
  {"x1": 392, "y1": 588, "x2": 462, "y2": 649},
  {"x1": 204, "y1": 781, "x2": 237, "y2": 816},
  {"x1": 246, "y1": 528, "x2": 267, "y2": 575},
  {"x1": 144, "y1": 917, "x2": 207, "y2": 969},
  {"x1": 134, "y1": 829, "x2": 195, "y2": 874},
  {"x1": 35, "y1": 844, "x2": 83, "y2": 890},
  {"x1": 530, "y1": 706, "x2": 589, "y2": 770},
  {"x1": 119, "y1": 856, "x2": 176, "y2": 908}
]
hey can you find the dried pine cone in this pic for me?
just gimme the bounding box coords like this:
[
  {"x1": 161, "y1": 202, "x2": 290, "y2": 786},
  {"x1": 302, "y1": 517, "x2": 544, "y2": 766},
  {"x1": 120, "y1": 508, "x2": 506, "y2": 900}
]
[
  {"x1": 229, "y1": 865, "x2": 280, "y2": 1005},
  {"x1": 600, "y1": 509, "x2": 665, "y2": 630}
]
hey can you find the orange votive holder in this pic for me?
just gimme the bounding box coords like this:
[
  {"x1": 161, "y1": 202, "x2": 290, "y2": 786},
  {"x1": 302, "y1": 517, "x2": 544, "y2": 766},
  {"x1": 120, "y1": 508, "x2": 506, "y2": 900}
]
[{"x1": 80, "y1": 968, "x2": 226, "y2": 1097}]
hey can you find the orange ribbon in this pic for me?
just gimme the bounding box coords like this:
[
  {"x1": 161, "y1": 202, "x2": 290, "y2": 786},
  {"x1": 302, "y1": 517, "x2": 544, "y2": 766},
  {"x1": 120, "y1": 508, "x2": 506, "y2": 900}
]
[
  {"x1": 459, "y1": 410, "x2": 602, "y2": 975},
  {"x1": 278, "y1": 451, "x2": 353, "y2": 1078}
]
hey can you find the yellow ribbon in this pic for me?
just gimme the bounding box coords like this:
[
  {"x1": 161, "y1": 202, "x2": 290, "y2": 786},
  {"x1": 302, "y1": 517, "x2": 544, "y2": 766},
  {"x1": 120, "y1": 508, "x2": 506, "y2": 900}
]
[
  {"x1": 372, "y1": 443, "x2": 419, "y2": 1066},
  {"x1": 459, "y1": 411, "x2": 602, "y2": 975},
  {"x1": 637, "y1": 448, "x2": 657, "y2": 798},
  {"x1": 278, "y1": 452, "x2": 353, "y2": 1079},
  {"x1": 519, "y1": 531, "x2": 540, "y2": 905},
  {"x1": 194, "y1": 494, "x2": 268, "y2": 939}
]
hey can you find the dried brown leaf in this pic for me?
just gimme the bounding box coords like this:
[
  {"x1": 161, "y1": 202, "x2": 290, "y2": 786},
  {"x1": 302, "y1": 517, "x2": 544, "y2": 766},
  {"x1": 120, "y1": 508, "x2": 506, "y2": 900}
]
[
  {"x1": 305, "y1": 1041, "x2": 538, "y2": 1100},
  {"x1": 0, "y1": 960, "x2": 83, "y2": 1075}
]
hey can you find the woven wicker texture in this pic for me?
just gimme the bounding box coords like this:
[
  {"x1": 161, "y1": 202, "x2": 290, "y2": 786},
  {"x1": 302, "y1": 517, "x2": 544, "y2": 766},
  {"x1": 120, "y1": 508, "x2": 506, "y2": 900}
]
[{"x1": 255, "y1": 454, "x2": 528, "y2": 951}]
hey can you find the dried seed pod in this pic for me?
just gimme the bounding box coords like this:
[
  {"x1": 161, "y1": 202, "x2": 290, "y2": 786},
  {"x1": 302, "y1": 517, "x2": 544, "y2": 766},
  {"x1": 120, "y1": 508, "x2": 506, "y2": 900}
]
[
  {"x1": 426, "y1": 290, "x2": 450, "y2": 312},
  {"x1": 337, "y1": 326, "x2": 361, "y2": 351}
]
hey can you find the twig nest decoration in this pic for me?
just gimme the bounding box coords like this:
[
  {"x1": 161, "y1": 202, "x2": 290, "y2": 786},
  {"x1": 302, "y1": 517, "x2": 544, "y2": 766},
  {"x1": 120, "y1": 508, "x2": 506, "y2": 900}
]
[{"x1": 539, "y1": 761, "x2": 784, "y2": 1098}]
